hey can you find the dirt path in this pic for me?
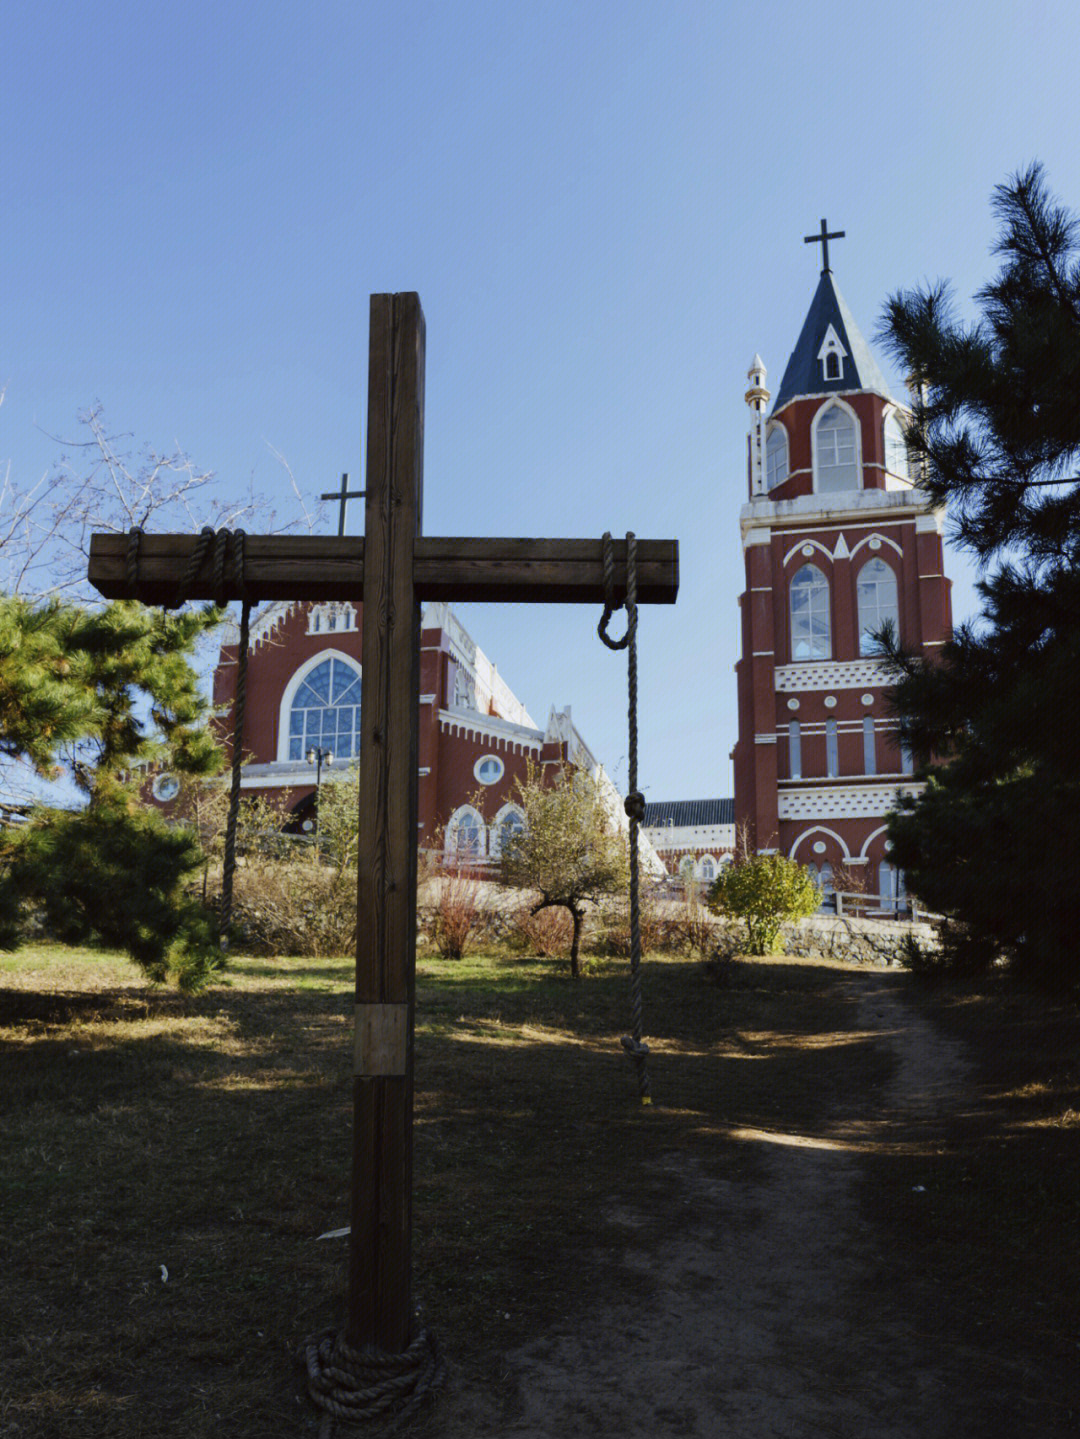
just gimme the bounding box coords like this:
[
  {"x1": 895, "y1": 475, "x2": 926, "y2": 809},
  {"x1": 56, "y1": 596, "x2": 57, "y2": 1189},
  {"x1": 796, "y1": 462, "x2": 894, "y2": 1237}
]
[{"x1": 431, "y1": 964, "x2": 1040, "y2": 1438}]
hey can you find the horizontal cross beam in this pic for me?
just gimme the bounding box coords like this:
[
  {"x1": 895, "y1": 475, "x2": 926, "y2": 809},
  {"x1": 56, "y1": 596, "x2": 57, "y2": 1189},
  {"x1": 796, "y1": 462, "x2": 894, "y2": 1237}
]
[{"x1": 88, "y1": 533, "x2": 679, "y2": 606}]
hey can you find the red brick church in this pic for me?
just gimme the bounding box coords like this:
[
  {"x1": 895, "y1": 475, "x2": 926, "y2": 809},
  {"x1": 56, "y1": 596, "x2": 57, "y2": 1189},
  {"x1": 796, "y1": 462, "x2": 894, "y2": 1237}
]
[
  {"x1": 153, "y1": 596, "x2": 661, "y2": 871},
  {"x1": 732, "y1": 230, "x2": 952, "y2": 909}
]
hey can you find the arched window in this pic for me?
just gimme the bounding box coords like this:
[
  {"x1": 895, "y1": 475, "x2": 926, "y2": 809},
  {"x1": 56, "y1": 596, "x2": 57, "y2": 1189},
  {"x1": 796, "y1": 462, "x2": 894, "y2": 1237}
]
[
  {"x1": 790, "y1": 564, "x2": 831, "y2": 660},
  {"x1": 679, "y1": 856, "x2": 696, "y2": 882},
  {"x1": 884, "y1": 413, "x2": 910, "y2": 480},
  {"x1": 766, "y1": 426, "x2": 789, "y2": 490},
  {"x1": 819, "y1": 861, "x2": 835, "y2": 911},
  {"x1": 447, "y1": 805, "x2": 485, "y2": 858},
  {"x1": 856, "y1": 558, "x2": 899, "y2": 656},
  {"x1": 815, "y1": 405, "x2": 859, "y2": 491},
  {"x1": 490, "y1": 806, "x2": 525, "y2": 859},
  {"x1": 287, "y1": 656, "x2": 362, "y2": 760},
  {"x1": 878, "y1": 861, "x2": 907, "y2": 915},
  {"x1": 698, "y1": 855, "x2": 716, "y2": 882}
]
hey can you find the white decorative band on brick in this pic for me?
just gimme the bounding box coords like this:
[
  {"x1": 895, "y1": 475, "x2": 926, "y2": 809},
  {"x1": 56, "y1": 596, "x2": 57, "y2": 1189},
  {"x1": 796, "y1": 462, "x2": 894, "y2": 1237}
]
[
  {"x1": 774, "y1": 659, "x2": 890, "y2": 692},
  {"x1": 778, "y1": 782, "x2": 924, "y2": 820}
]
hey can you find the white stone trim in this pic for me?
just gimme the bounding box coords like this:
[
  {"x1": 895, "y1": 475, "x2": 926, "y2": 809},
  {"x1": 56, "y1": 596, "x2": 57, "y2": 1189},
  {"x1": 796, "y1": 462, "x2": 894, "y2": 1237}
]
[
  {"x1": 754, "y1": 733, "x2": 778, "y2": 744},
  {"x1": 779, "y1": 783, "x2": 924, "y2": 821},
  {"x1": 743, "y1": 526, "x2": 772, "y2": 548},
  {"x1": 849, "y1": 532, "x2": 904, "y2": 560},
  {"x1": 788, "y1": 825, "x2": 852, "y2": 861},
  {"x1": 774, "y1": 658, "x2": 890, "y2": 692},
  {"x1": 915, "y1": 511, "x2": 944, "y2": 533},
  {"x1": 782, "y1": 536, "x2": 833, "y2": 568},
  {"x1": 438, "y1": 709, "x2": 544, "y2": 754}
]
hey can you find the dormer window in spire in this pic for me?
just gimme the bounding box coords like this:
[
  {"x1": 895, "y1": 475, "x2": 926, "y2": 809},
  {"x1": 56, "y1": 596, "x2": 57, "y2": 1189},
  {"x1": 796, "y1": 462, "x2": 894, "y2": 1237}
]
[
  {"x1": 817, "y1": 323, "x2": 847, "y2": 384},
  {"x1": 765, "y1": 425, "x2": 789, "y2": 491}
]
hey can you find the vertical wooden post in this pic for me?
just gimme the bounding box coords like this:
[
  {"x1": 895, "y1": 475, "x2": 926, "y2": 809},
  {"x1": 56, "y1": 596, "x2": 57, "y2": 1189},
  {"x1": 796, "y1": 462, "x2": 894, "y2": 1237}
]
[{"x1": 347, "y1": 293, "x2": 425, "y2": 1351}]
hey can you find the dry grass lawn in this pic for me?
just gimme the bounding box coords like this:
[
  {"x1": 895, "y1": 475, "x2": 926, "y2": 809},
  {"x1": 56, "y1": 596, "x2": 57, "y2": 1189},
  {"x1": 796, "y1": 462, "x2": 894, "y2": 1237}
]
[{"x1": 1, "y1": 942, "x2": 1076, "y2": 1436}]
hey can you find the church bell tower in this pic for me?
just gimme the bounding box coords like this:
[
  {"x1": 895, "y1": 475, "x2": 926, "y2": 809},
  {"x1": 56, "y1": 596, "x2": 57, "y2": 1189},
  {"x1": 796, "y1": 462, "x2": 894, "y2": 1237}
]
[{"x1": 731, "y1": 223, "x2": 953, "y2": 907}]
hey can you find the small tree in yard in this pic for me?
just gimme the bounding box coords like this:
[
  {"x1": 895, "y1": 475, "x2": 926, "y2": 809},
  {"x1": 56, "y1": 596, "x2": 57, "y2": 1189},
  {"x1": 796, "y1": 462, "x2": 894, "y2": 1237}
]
[
  {"x1": 706, "y1": 851, "x2": 820, "y2": 956},
  {"x1": 501, "y1": 761, "x2": 629, "y2": 978}
]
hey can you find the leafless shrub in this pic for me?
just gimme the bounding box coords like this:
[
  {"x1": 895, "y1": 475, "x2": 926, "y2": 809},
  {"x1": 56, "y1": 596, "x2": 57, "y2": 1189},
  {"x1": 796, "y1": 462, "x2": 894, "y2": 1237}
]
[
  {"x1": 422, "y1": 868, "x2": 485, "y2": 960},
  {"x1": 508, "y1": 901, "x2": 574, "y2": 957}
]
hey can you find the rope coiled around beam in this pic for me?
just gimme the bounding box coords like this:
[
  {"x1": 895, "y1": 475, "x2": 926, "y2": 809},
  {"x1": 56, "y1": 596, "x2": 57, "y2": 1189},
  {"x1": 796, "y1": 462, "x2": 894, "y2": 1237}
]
[
  {"x1": 126, "y1": 525, "x2": 253, "y2": 948},
  {"x1": 598, "y1": 532, "x2": 651, "y2": 1104},
  {"x1": 303, "y1": 1326, "x2": 446, "y2": 1436}
]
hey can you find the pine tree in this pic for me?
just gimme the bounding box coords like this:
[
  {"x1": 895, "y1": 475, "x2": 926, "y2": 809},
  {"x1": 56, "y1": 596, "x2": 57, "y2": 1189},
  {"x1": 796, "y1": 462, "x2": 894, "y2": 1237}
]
[
  {"x1": 0, "y1": 595, "x2": 225, "y2": 988},
  {"x1": 879, "y1": 163, "x2": 1080, "y2": 983}
]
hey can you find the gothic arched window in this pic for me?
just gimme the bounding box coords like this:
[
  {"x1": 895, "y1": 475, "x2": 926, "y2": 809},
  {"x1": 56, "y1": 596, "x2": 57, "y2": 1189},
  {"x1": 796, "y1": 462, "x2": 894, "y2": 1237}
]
[
  {"x1": 287, "y1": 657, "x2": 362, "y2": 760},
  {"x1": 447, "y1": 805, "x2": 485, "y2": 858},
  {"x1": 766, "y1": 426, "x2": 789, "y2": 490},
  {"x1": 790, "y1": 564, "x2": 831, "y2": 660},
  {"x1": 884, "y1": 413, "x2": 910, "y2": 481},
  {"x1": 856, "y1": 557, "x2": 899, "y2": 655},
  {"x1": 814, "y1": 405, "x2": 859, "y2": 491},
  {"x1": 490, "y1": 805, "x2": 525, "y2": 859}
]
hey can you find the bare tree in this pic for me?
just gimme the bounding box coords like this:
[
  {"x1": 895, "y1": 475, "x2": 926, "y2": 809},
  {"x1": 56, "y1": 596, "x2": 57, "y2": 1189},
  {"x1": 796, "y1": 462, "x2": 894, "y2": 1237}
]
[{"x1": 1, "y1": 400, "x2": 323, "y2": 600}]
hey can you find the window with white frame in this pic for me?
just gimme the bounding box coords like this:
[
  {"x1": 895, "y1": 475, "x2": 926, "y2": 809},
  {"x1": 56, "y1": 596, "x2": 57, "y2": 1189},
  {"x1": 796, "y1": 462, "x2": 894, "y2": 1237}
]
[
  {"x1": 766, "y1": 426, "x2": 789, "y2": 491},
  {"x1": 815, "y1": 405, "x2": 859, "y2": 491},
  {"x1": 884, "y1": 413, "x2": 910, "y2": 480},
  {"x1": 287, "y1": 656, "x2": 362, "y2": 760},
  {"x1": 856, "y1": 557, "x2": 899, "y2": 656},
  {"x1": 790, "y1": 564, "x2": 831, "y2": 660},
  {"x1": 490, "y1": 806, "x2": 525, "y2": 859},
  {"x1": 447, "y1": 805, "x2": 485, "y2": 858},
  {"x1": 818, "y1": 861, "x2": 835, "y2": 910},
  {"x1": 308, "y1": 602, "x2": 357, "y2": 635},
  {"x1": 826, "y1": 719, "x2": 839, "y2": 777},
  {"x1": 789, "y1": 720, "x2": 802, "y2": 779},
  {"x1": 698, "y1": 855, "x2": 716, "y2": 882},
  {"x1": 863, "y1": 716, "x2": 876, "y2": 776},
  {"x1": 474, "y1": 754, "x2": 504, "y2": 785}
]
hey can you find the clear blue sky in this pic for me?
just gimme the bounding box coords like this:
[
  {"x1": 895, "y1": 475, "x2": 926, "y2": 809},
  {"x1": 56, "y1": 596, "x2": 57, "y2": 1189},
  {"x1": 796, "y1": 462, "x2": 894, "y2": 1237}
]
[{"x1": 4, "y1": 1, "x2": 1078, "y2": 802}]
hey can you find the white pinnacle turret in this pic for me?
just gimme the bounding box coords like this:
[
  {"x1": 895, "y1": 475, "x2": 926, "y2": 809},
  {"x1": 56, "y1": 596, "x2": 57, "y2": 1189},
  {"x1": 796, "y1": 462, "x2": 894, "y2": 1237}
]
[{"x1": 745, "y1": 355, "x2": 771, "y2": 495}]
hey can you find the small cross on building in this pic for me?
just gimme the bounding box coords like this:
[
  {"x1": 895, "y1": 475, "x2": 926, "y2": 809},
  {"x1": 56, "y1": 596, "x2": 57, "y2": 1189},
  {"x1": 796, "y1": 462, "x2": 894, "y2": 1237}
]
[{"x1": 320, "y1": 472, "x2": 367, "y2": 537}]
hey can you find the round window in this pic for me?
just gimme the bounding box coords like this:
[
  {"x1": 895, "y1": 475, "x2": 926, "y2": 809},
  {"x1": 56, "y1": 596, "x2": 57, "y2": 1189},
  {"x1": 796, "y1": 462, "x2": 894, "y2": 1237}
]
[
  {"x1": 152, "y1": 773, "x2": 180, "y2": 803},
  {"x1": 474, "y1": 755, "x2": 504, "y2": 785}
]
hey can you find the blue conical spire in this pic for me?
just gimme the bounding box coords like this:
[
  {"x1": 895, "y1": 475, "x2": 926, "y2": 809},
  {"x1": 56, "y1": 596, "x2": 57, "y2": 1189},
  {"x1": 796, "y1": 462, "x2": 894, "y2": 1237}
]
[{"x1": 772, "y1": 271, "x2": 898, "y2": 413}]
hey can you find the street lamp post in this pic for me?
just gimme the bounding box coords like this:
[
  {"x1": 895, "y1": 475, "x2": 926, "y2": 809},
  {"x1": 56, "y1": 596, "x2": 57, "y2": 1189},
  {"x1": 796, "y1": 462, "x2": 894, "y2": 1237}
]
[{"x1": 306, "y1": 746, "x2": 333, "y2": 851}]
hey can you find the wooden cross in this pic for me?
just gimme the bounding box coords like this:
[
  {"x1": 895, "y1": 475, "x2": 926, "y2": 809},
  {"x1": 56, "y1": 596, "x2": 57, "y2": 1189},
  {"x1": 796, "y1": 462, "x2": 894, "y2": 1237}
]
[
  {"x1": 320, "y1": 471, "x2": 366, "y2": 536},
  {"x1": 88, "y1": 293, "x2": 679, "y2": 1355},
  {"x1": 804, "y1": 217, "x2": 845, "y2": 274}
]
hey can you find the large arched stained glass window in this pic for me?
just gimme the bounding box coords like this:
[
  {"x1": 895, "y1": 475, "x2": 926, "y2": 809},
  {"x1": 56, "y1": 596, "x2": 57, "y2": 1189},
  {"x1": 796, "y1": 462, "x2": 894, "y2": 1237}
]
[
  {"x1": 856, "y1": 558, "x2": 899, "y2": 656},
  {"x1": 287, "y1": 657, "x2": 362, "y2": 760},
  {"x1": 790, "y1": 564, "x2": 831, "y2": 660}
]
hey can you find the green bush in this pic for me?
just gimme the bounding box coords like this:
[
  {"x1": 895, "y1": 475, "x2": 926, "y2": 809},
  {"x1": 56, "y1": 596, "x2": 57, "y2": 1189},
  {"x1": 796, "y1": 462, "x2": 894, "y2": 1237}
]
[{"x1": 706, "y1": 852, "x2": 820, "y2": 956}]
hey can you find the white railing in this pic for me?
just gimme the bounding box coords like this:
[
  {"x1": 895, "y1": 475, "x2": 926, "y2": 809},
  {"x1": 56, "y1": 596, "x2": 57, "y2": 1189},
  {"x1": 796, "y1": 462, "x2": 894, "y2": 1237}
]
[{"x1": 830, "y1": 891, "x2": 944, "y2": 923}]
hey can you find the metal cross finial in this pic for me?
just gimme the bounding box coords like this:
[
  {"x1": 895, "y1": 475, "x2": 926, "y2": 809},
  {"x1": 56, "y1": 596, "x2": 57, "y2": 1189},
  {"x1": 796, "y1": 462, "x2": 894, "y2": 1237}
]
[
  {"x1": 804, "y1": 218, "x2": 846, "y2": 274},
  {"x1": 320, "y1": 472, "x2": 366, "y2": 537}
]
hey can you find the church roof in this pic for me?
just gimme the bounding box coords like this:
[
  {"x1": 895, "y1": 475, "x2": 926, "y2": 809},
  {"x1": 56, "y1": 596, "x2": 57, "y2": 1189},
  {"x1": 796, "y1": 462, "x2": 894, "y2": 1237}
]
[
  {"x1": 642, "y1": 798, "x2": 734, "y2": 828},
  {"x1": 772, "y1": 270, "x2": 899, "y2": 413}
]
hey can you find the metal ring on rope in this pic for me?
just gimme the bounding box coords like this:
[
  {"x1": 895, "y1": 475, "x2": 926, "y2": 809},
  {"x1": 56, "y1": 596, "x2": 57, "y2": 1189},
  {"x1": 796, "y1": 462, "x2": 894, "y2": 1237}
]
[{"x1": 598, "y1": 532, "x2": 651, "y2": 1104}]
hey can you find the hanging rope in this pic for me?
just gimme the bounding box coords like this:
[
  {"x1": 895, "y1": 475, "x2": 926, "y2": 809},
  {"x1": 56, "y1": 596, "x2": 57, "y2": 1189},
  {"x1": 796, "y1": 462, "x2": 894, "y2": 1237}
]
[
  {"x1": 598, "y1": 532, "x2": 651, "y2": 1105},
  {"x1": 303, "y1": 1326, "x2": 446, "y2": 1437},
  {"x1": 127, "y1": 525, "x2": 253, "y2": 949}
]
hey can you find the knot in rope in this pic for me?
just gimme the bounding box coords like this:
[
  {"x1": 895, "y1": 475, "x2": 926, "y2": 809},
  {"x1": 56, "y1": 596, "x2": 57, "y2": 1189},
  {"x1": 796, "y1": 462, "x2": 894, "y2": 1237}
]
[
  {"x1": 597, "y1": 531, "x2": 638, "y2": 650},
  {"x1": 624, "y1": 789, "x2": 646, "y2": 823},
  {"x1": 303, "y1": 1326, "x2": 446, "y2": 1436}
]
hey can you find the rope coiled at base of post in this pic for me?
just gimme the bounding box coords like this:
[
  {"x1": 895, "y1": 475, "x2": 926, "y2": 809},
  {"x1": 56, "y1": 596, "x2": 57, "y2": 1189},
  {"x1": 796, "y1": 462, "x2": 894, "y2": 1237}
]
[{"x1": 303, "y1": 1326, "x2": 446, "y2": 1436}]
